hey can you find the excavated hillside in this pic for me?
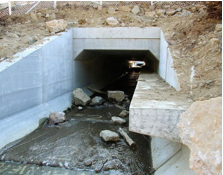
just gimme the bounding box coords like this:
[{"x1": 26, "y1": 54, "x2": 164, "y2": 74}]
[{"x1": 0, "y1": 2, "x2": 222, "y2": 101}]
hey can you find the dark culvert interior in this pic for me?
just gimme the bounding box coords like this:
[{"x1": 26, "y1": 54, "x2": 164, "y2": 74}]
[{"x1": 0, "y1": 49, "x2": 159, "y2": 174}]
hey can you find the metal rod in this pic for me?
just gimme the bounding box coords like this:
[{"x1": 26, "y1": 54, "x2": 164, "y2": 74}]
[
  {"x1": 8, "y1": 1, "x2": 11, "y2": 15},
  {"x1": 25, "y1": 1, "x2": 40, "y2": 14},
  {"x1": 53, "y1": 1, "x2": 57, "y2": 9}
]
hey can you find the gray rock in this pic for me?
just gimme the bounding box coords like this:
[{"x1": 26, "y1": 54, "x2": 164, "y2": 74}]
[
  {"x1": 24, "y1": 36, "x2": 37, "y2": 44},
  {"x1": 91, "y1": 96, "x2": 105, "y2": 105},
  {"x1": 181, "y1": 10, "x2": 192, "y2": 17},
  {"x1": 111, "y1": 116, "x2": 126, "y2": 125},
  {"x1": 131, "y1": 6, "x2": 140, "y2": 14},
  {"x1": 77, "y1": 106, "x2": 83, "y2": 110},
  {"x1": 49, "y1": 112, "x2": 66, "y2": 125},
  {"x1": 73, "y1": 88, "x2": 91, "y2": 106},
  {"x1": 108, "y1": 7, "x2": 116, "y2": 15},
  {"x1": 119, "y1": 110, "x2": 129, "y2": 118},
  {"x1": 84, "y1": 159, "x2": 92, "y2": 166},
  {"x1": 99, "y1": 130, "x2": 119, "y2": 142},
  {"x1": 166, "y1": 9, "x2": 176, "y2": 16},
  {"x1": 103, "y1": 159, "x2": 124, "y2": 171},
  {"x1": 108, "y1": 91, "x2": 125, "y2": 102},
  {"x1": 175, "y1": 8, "x2": 183, "y2": 12},
  {"x1": 106, "y1": 17, "x2": 119, "y2": 26}
]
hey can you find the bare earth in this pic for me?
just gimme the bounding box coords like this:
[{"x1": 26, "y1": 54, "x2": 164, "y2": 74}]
[{"x1": 0, "y1": 2, "x2": 222, "y2": 101}]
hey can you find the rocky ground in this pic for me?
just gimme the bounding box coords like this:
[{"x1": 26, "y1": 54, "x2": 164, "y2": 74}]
[{"x1": 0, "y1": 2, "x2": 221, "y2": 102}]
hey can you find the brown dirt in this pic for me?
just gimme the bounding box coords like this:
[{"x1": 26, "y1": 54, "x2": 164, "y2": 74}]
[{"x1": 0, "y1": 3, "x2": 221, "y2": 102}]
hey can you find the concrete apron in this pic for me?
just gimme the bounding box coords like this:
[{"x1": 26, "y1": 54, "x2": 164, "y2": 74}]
[{"x1": 0, "y1": 27, "x2": 192, "y2": 174}]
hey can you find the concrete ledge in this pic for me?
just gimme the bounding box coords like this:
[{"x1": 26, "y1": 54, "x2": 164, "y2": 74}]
[{"x1": 129, "y1": 73, "x2": 190, "y2": 142}]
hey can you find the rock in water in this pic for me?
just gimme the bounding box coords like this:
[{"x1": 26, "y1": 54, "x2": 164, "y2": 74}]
[
  {"x1": 91, "y1": 96, "x2": 105, "y2": 105},
  {"x1": 108, "y1": 91, "x2": 125, "y2": 102},
  {"x1": 119, "y1": 110, "x2": 129, "y2": 118},
  {"x1": 73, "y1": 88, "x2": 91, "y2": 106},
  {"x1": 111, "y1": 116, "x2": 126, "y2": 125},
  {"x1": 99, "y1": 130, "x2": 119, "y2": 142},
  {"x1": 177, "y1": 97, "x2": 222, "y2": 175},
  {"x1": 49, "y1": 112, "x2": 66, "y2": 125}
]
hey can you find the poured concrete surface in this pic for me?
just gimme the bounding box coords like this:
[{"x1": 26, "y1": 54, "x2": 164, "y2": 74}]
[{"x1": 129, "y1": 72, "x2": 191, "y2": 142}]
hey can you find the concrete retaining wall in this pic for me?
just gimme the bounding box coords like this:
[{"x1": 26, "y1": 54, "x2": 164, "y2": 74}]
[{"x1": 151, "y1": 137, "x2": 195, "y2": 175}]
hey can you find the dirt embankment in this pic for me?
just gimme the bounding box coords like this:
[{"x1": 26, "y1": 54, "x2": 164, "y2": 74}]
[{"x1": 0, "y1": 2, "x2": 221, "y2": 101}]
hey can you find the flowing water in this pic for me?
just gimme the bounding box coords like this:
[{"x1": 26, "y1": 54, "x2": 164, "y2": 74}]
[{"x1": 0, "y1": 70, "x2": 154, "y2": 175}]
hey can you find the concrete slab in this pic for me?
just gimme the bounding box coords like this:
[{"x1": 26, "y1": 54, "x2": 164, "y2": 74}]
[{"x1": 129, "y1": 72, "x2": 191, "y2": 142}]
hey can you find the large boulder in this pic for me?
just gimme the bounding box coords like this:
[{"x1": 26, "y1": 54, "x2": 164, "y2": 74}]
[
  {"x1": 73, "y1": 88, "x2": 91, "y2": 106},
  {"x1": 99, "y1": 130, "x2": 119, "y2": 142},
  {"x1": 177, "y1": 97, "x2": 222, "y2": 175},
  {"x1": 108, "y1": 91, "x2": 125, "y2": 102},
  {"x1": 46, "y1": 19, "x2": 67, "y2": 33},
  {"x1": 49, "y1": 112, "x2": 66, "y2": 125}
]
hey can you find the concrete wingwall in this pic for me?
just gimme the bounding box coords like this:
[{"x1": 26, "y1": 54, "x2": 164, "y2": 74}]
[{"x1": 159, "y1": 31, "x2": 180, "y2": 91}]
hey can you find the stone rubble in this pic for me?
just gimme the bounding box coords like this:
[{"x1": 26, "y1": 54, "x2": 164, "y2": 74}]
[
  {"x1": 48, "y1": 112, "x2": 66, "y2": 125},
  {"x1": 107, "y1": 7, "x2": 116, "y2": 15},
  {"x1": 119, "y1": 6, "x2": 131, "y2": 12},
  {"x1": 106, "y1": 17, "x2": 119, "y2": 26},
  {"x1": 111, "y1": 116, "x2": 126, "y2": 125},
  {"x1": 108, "y1": 91, "x2": 125, "y2": 102},
  {"x1": 45, "y1": 19, "x2": 68, "y2": 33},
  {"x1": 177, "y1": 97, "x2": 222, "y2": 175},
  {"x1": 131, "y1": 6, "x2": 140, "y2": 15},
  {"x1": 99, "y1": 130, "x2": 119, "y2": 142},
  {"x1": 73, "y1": 88, "x2": 91, "y2": 106},
  {"x1": 119, "y1": 110, "x2": 129, "y2": 118},
  {"x1": 90, "y1": 96, "x2": 105, "y2": 106}
]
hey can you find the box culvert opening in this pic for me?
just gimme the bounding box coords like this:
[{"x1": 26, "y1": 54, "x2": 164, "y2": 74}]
[{"x1": 74, "y1": 49, "x2": 159, "y2": 90}]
